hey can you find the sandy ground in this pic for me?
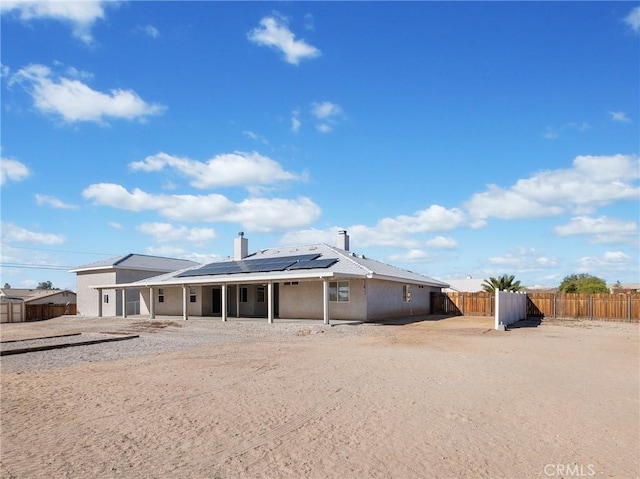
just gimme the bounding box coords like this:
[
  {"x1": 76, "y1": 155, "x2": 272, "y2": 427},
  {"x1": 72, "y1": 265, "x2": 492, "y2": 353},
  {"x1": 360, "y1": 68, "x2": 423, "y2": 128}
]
[{"x1": 1, "y1": 315, "x2": 638, "y2": 479}]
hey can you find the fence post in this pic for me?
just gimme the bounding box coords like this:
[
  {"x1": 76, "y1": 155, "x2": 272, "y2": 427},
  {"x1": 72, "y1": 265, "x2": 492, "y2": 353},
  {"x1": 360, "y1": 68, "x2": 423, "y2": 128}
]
[
  {"x1": 553, "y1": 294, "x2": 556, "y2": 318},
  {"x1": 628, "y1": 296, "x2": 632, "y2": 323},
  {"x1": 590, "y1": 295, "x2": 593, "y2": 321}
]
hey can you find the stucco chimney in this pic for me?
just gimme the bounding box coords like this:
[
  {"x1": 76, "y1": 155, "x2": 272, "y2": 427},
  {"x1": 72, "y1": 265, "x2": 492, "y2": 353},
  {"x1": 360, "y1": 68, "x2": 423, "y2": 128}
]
[
  {"x1": 336, "y1": 230, "x2": 349, "y2": 251},
  {"x1": 234, "y1": 232, "x2": 248, "y2": 260}
]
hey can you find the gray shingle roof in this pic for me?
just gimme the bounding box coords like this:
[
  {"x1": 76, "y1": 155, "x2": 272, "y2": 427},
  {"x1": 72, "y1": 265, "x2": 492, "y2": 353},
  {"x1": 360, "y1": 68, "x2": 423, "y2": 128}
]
[
  {"x1": 116, "y1": 244, "x2": 448, "y2": 288},
  {"x1": 70, "y1": 254, "x2": 199, "y2": 273}
]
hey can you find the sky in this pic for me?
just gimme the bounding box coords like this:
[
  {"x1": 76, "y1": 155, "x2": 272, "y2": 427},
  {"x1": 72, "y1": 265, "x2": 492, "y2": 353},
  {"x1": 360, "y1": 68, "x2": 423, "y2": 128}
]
[{"x1": 1, "y1": 1, "x2": 639, "y2": 292}]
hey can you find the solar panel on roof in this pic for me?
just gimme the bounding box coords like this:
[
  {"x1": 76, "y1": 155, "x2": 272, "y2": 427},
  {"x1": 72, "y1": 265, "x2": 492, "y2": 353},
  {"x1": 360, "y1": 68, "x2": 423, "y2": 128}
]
[
  {"x1": 287, "y1": 258, "x2": 338, "y2": 270},
  {"x1": 176, "y1": 253, "x2": 328, "y2": 277}
]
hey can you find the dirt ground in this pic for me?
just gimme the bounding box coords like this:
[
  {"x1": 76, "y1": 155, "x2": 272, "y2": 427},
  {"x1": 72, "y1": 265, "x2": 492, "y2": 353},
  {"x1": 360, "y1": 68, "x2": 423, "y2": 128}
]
[{"x1": 1, "y1": 315, "x2": 638, "y2": 479}]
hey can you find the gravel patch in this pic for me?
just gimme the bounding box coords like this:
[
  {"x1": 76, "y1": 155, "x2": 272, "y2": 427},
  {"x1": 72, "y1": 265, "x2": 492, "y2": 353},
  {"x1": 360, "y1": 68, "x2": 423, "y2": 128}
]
[{"x1": 0, "y1": 316, "x2": 380, "y2": 373}]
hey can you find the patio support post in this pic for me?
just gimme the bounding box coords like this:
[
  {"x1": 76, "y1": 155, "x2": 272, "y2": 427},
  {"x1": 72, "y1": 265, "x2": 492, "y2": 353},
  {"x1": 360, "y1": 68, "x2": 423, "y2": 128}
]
[
  {"x1": 182, "y1": 285, "x2": 188, "y2": 321},
  {"x1": 323, "y1": 279, "x2": 330, "y2": 325},
  {"x1": 221, "y1": 284, "x2": 227, "y2": 322},
  {"x1": 267, "y1": 282, "x2": 273, "y2": 324},
  {"x1": 149, "y1": 287, "x2": 155, "y2": 319},
  {"x1": 236, "y1": 285, "x2": 240, "y2": 318},
  {"x1": 97, "y1": 288, "x2": 103, "y2": 317},
  {"x1": 122, "y1": 289, "x2": 127, "y2": 318}
]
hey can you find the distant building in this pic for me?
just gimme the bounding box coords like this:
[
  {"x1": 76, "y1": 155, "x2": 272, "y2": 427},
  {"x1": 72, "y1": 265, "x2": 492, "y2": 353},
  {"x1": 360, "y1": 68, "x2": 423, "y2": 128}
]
[
  {"x1": 0, "y1": 286, "x2": 76, "y2": 305},
  {"x1": 444, "y1": 275, "x2": 486, "y2": 293}
]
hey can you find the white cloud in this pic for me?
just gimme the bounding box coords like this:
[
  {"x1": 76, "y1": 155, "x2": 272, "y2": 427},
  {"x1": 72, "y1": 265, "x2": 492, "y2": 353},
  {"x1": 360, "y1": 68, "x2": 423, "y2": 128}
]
[
  {"x1": 347, "y1": 205, "x2": 468, "y2": 249},
  {"x1": 304, "y1": 13, "x2": 315, "y2": 31},
  {"x1": 279, "y1": 227, "x2": 337, "y2": 246},
  {"x1": 1, "y1": 222, "x2": 65, "y2": 244},
  {"x1": 0, "y1": 0, "x2": 110, "y2": 44},
  {"x1": 284, "y1": 207, "x2": 466, "y2": 250},
  {"x1": 624, "y1": 6, "x2": 640, "y2": 33},
  {"x1": 484, "y1": 248, "x2": 559, "y2": 274},
  {"x1": 141, "y1": 24, "x2": 159, "y2": 38},
  {"x1": 242, "y1": 131, "x2": 269, "y2": 145},
  {"x1": 579, "y1": 251, "x2": 633, "y2": 270},
  {"x1": 9, "y1": 64, "x2": 166, "y2": 124},
  {"x1": 425, "y1": 236, "x2": 458, "y2": 249},
  {"x1": 554, "y1": 215, "x2": 638, "y2": 243},
  {"x1": 389, "y1": 249, "x2": 431, "y2": 263},
  {"x1": 609, "y1": 111, "x2": 631, "y2": 123},
  {"x1": 129, "y1": 151, "x2": 303, "y2": 189},
  {"x1": 465, "y1": 154, "x2": 640, "y2": 222},
  {"x1": 82, "y1": 183, "x2": 322, "y2": 233},
  {"x1": 291, "y1": 110, "x2": 301, "y2": 133},
  {"x1": 248, "y1": 15, "x2": 320, "y2": 65},
  {"x1": 108, "y1": 221, "x2": 123, "y2": 230},
  {"x1": 543, "y1": 121, "x2": 590, "y2": 140},
  {"x1": 137, "y1": 222, "x2": 216, "y2": 245},
  {"x1": 144, "y1": 247, "x2": 218, "y2": 265},
  {"x1": 311, "y1": 101, "x2": 342, "y2": 120},
  {"x1": 35, "y1": 194, "x2": 78, "y2": 209},
  {"x1": 311, "y1": 101, "x2": 343, "y2": 133},
  {"x1": 0, "y1": 157, "x2": 30, "y2": 185}
]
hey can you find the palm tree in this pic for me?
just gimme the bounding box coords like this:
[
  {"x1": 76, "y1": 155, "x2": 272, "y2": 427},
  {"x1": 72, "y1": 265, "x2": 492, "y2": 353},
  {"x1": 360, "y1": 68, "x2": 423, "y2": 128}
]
[{"x1": 481, "y1": 274, "x2": 522, "y2": 292}]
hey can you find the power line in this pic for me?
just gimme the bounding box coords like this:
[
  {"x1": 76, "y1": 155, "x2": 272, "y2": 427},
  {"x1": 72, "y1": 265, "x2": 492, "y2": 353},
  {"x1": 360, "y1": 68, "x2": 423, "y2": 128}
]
[
  {"x1": 0, "y1": 263, "x2": 74, "y2": 271},
  {"x1": 0, "y1": 244, "x2": 117, "y2": 256}
]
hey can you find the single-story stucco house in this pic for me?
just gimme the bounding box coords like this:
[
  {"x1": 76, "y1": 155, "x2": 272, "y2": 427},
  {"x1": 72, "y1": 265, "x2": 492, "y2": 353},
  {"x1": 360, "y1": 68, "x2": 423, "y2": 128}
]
[
  {"x1": 0, "y1": 285, "x2": 77, "y2": 305},
  {"x1": 0, "y1": 286, "x2": 77, "y2": 323},
  {"x1": 70, "y1": 254, "x2": 199, "y2": 317},
  {"x1": 81, "y1": 231, "x2": 449, "y2": 324}
]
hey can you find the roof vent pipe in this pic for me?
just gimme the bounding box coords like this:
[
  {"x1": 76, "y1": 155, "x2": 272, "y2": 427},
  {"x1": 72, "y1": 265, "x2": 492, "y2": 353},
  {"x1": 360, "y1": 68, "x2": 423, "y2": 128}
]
[
  {"x1": 234, "y1": 232, "x2": 248, "y2": 260},
  {"x1": 336, "y1": 230, "x2": 349, "y2": 251}
]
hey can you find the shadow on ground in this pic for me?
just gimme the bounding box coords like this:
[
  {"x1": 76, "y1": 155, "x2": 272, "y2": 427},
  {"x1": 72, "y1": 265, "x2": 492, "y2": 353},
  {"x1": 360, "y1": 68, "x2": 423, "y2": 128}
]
[
  {"x1": 507, "y1": 317, "x2": 542, "y2": 329},
  {"x1": 368, "y1": 314, "x2": 464, "y2": 326}
]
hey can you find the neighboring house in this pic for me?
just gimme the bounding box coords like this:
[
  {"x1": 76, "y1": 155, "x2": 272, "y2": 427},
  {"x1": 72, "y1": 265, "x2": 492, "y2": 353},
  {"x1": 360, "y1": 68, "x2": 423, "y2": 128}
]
[
  {"x1": 0, "y1": 286, "x2": 77, "y2": 305},
  {"x1": 70, "y1": 254, "x2": 199, "y2": 317},
  {"x1": 89, "y1": 231, "x2": 449, "y2": 323},
  {"x1": 0, "y1": 286, "x2": 76, "y2": 323},
  {"x1": 444, "y1": 276, "x2": 487, "y2": 293}
]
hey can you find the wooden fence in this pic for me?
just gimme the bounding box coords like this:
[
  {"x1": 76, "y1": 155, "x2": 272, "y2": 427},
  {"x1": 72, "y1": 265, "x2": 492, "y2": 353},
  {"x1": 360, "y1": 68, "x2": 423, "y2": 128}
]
[
  {"x1": 25, "y1": 303, "x2": 77, "y2": 322},
  {"x1": 431, "y1": 292, "x2": 639, "y2": 322}
]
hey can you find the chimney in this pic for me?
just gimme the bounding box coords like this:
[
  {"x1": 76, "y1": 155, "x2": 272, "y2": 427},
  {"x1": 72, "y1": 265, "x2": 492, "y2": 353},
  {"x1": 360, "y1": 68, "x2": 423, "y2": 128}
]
[
  {"x1": 336, "y1": 230, "x2": 349, "y2": 251},
  {"x1": 234, "y1": 232, "x2": 248, "y2": 260}
]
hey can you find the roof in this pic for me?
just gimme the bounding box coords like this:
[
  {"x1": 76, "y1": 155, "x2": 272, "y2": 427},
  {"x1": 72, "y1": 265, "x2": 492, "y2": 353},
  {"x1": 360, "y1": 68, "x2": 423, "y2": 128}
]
[
  {"x1": 0, "y1": 288, "x2": 75, "y2": 302},
  {"x1": 444, "y1": 278, "x2": 487, "y2": 293},
  {"x1": 70, "y1": 254, "x2": 199, "y2": 274},
  {"x1": 92, "y1": 244, "x2": 449, "y2": 289}
]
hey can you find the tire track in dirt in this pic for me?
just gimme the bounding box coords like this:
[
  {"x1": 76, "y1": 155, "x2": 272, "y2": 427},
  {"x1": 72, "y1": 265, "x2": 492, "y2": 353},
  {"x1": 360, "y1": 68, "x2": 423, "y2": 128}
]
[{"x1": 206, "y1": 377, "x2": 361, "y2": 465}]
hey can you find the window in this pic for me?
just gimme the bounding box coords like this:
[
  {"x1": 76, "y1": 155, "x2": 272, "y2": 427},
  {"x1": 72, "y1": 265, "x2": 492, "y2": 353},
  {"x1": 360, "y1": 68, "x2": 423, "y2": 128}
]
[
  {"x1": 190, "y1": 287, "x2": 197, "y2": 303},
  {"x1": 158, "y1": 288, "x2": 164, "y2": 303},
  {"x1": 403, "y1": 285, "x2": 411, "y2": 303},
  {"x1": 329, "y1": 281, "x2": 350, "y2": 302},
  {"x1": 256, "y1": 286, "x2": 265, "y2": 303},
  {"x1": 240, "y1": 287, "x2": 248, "y2": 303},
  {"x1": 103, "y1": 294, "x2": 109, "y2": 304}
]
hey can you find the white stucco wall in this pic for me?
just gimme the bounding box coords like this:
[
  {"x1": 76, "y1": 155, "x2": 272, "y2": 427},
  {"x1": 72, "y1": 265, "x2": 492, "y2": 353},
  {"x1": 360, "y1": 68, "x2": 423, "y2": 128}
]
[
  {"x1": 139, "y1": 285, "x2": 204, "y2": 317},
  {"x1": 76, "y1": 271, "x2": 116, "y2": 316},
  {"x1": 279, "y1": 279, "x2": 367, "y2": 320},
  {"x1": 365, "y1": 280, "x2": 436, "y2": 320}
]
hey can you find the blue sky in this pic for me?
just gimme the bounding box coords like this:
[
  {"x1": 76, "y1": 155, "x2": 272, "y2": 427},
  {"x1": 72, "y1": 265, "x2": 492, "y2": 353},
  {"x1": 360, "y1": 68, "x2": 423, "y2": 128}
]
[{"x1": 1, "y1": 1, "x2": 639, "y2": 291}]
